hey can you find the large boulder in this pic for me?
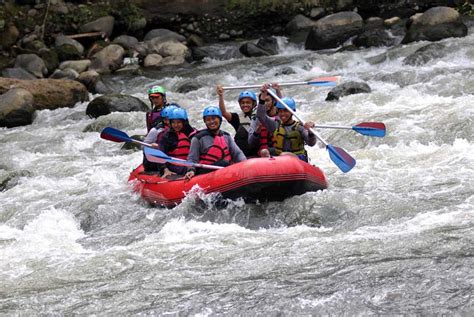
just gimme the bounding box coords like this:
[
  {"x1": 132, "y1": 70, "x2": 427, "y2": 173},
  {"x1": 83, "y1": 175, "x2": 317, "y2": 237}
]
[
  {"x1": 55, "y1": 34, "x2": 84, "y2": 56},
  {"x1": 89, "y1": 44, "x2": 125, "y2": 74},
  {"x1": 144, "y1": 28, "x2": 186, "y2": 42},
  {"x1": 0, "y1": 88, "x2": 35, "y2": 128},
  {"x1": 353, "y1": 29, "x2": 395, "y2": 48},
  {"x1": 326, "y1": 81, "x2": 371, "y2": 101},
  {"x1": 0, "y1": 78, "x2": 89, "y2": 110},
  {"x1": 402, "y1": 6, "x2": 468, "y2": 44},
  {"x1": 86, "y1": 93, "x2": 148, "y2": 118},
  {"x1": 76, "y1": 70, "x2": 112, "y2": 94},
  {"x1": 305, "y1": 12, "x2": 363, "y2": 50},
  {"x1": 285, "y1": 14, "x2": 318, "y2": 42},
  {"x1": 403, "y1": 43, "x2": 447, "y2": 66},
  {"x1": 1, "y1": 67, "x2": 37, "y2": 80},
  {"x1": 112, "y1": 35, "x2": 139, "y2": 51},
  {"x1": 147, "y1": 39, "x2": 190, "y2": 57}
]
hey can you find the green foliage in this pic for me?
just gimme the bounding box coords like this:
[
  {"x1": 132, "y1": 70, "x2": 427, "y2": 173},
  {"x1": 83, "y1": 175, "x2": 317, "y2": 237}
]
[{"x1": 457, "y1": 1, "x2": 474, "y2": 16}]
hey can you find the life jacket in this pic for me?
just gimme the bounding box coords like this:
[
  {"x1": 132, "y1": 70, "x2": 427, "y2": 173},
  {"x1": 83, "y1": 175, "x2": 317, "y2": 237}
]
[
  {"x1": 235, "y1": 111, "x2": 257, "y2": 156},
  {"x1": 273, "y1": 121, "x2": 306, "y2": 156},
  {"x1": 146, "y1": 103, "x2": 169, "y2": 131},
  {"x1": 256, "y1": 116, "x2": 277, "y2": 151},
  {"x1": 168, "y1": 132, "x2": 191, "y2": 159},
  {"x1": 198, "y1": 131, "x2": 232, "y2": 165},
  {"x1": 155, "y1": 126, "x2": 169, "y2": 144}
]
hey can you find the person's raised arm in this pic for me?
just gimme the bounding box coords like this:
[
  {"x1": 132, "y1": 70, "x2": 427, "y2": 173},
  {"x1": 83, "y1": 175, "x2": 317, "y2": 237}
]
[{"x1": 217, "y1": 85, "x2": 232, "y2": 122}]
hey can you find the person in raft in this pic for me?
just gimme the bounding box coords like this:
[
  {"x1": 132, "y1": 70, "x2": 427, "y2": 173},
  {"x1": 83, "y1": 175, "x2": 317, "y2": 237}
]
[
  {"x1": 247, "y1": 84, "x2": 281, "y2": 157},
  {"x1": 184, "y1": 106, "x2": 247, "y2": 180},
  {"x1": 142, "y1": 104, "x2": 179, "y2": 173},
  {"x1": 158, "y1": 108, "x2": 198, "y2": 178},
  {"x1": 256, "y1": 84, "x2": 317, "y2": 162},
  {"x1": 146, "y1": 85, "x2": 171, "y2": 132},
  {"x1": 216, "y1": 85, "x2": 261, "y2": 157}
]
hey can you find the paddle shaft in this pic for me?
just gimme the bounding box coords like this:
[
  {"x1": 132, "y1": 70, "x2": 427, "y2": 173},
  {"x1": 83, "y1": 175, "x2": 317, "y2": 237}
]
[
  {"x1": 266, "y1": 89, "x2": 328, "y2": 147},
  {"x1": 222, "y1": 81, "x2": 313, "y2": 90}
]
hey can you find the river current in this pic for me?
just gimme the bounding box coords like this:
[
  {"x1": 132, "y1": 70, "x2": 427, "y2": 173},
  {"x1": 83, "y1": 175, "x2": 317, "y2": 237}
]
[{"x1": 1, "y1": 31, "x2": 473, "y2": 314}]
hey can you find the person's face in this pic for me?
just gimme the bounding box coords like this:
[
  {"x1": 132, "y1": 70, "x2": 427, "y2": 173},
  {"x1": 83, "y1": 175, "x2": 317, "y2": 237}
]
[
  {"x1": 264, "y1": 96, "x2": 274, "y2": 112},
  {"x1": 164, "y1": 118, "x2": 170, "y2": 126},
  {"x1": 171, "y1": 120, "x2": 184, "y2": 132},
  {"x1": 204, "y1": 116, "x2": 220, "y2": 130},
  {"x1": 239, "y1": 97, "x2": 254, "y2": 113},
  {"x1": 278, "y1": 108, "x2": 292, "y2": 124},
  {"x1": 150, "y1": 94, "x2": 164, "y2": 107}
]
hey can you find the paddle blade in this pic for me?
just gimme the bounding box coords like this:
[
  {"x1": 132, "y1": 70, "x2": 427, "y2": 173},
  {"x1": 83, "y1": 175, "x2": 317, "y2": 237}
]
[
  {"x1": 308, "y1": 76, "x2": 341, "y2": 87},
  {"x1": 327, "y1": 145, "x2": 356, "y2": 173},
  {"x1": 353, "y1": 122, "x2": 386, "y2": 137},
  {"x1": 100, "y1": 127, "x2": 131, "y2": 143}
]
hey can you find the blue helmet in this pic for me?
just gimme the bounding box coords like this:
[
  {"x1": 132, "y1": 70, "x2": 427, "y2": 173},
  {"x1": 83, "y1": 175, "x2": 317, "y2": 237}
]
[
  {"x1": 202, "y1": 106, "x2": 222, "y2": 119},
  {"x1": 276, "y1": 97, "x2": 296, "y2": 111},
  {"x1": 161, "y1": 105, "x2": 178, "y2": 118},
  {"x1": 168, "y1": 108, "x2": 188, "y2": 120},
  {"x1": 238, "y1": 91, "x2": 257, "y2": 103}
]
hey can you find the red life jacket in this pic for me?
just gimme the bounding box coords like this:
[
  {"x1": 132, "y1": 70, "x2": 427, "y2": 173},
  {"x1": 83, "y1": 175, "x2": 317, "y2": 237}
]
[
  {"x1": 168, "y1": 132, "x2": 191, "y2": 159},
  {"x1": 199, "y1": 133, "x2": 232, "y2": 165},
  {"x1": 257, "y1": 116, "x2": 277, "y2": 151}
]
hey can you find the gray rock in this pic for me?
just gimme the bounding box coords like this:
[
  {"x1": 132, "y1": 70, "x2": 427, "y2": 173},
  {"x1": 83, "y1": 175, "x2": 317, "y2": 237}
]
[
  {"x1": 2, "y1": 67, "x2": 37, "y2": 80},
  {"x1": 143, "y1": 54, "x2": 163, "y2": 68},
  {"x1": 256, "y1": 37, "x2": 279, "y2": 55},
  {"x1": 239, "y1": 42, "x2": 270, "y2": 57},
  {"x1": 89, "y1": 44, "x2": 125, "y2": 74},
  {"x1": 130, "y1": 17, "x2": 147, "y2": 32},
  {"x1": 80, "y1": 15, "x2": 115, "y2": 38},
  {"x1": 144, "y1": 28, "x2": 186, "y2": 42},
  {"x1": 403, "y1": 43, "x2": 447, "y2": 66},
  {"x1": 59, "y1": 60, "x2": 91, "y2": 73},
  {"x1": 176, "y1": 81, "x2": 203, "y2": 93},
  {"x1": 14, "y1": 54, "x2": 47, "y2": 78},
  {"x1": 286, "y1": 14, "x2": 317, "y2": 42},
  {"x1": 112, "y1": 35, "x2": 139, "y2": 50},
  {"x1": 49, "y1": 68, "x2": 79, "y2": 80},
  {"x1": 326, "y1": 81, "x2": 371, "y2": 101},
  {"x1": 38, "y1": 48, "x2": 59, "y2": 74},
  {"x1": 310, "y1": 7, "x2": 326, "y2": 19},
  {"x1": 0, "y1": 25, "x2": 20, "y2": 50},
  {"x1": 55, "y1": 34, "x2": 84, "y2": 55},
  {"x1": 0, "y1": 169, "x2": 32, "y2": 191},
  {"x1": 86, "y1": 93, "x2": 148, "y2": 118},
  {"x1": 0, "y1": 88, "x2": 35, "y2": 128},
  {"x1": 305, "y1": 11, "x2": 363, "y2": 50},
  {"x1": 353, "y1": 29, "x2": 395, "y2": 48}
]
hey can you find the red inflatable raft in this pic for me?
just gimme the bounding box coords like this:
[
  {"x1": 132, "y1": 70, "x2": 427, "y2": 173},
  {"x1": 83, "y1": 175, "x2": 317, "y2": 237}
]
[{"x1": 128, "y1": 155, "x2": 328, "y2": 207}]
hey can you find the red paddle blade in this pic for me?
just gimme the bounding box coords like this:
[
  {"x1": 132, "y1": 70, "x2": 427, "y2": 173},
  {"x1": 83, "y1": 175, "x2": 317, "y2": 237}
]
[
  {"x1": 308, "y1": 76, "x2": 341, "y2": 86},
  {"x1": 353, "y1": 122, "x2": 386, "y2": 137}
]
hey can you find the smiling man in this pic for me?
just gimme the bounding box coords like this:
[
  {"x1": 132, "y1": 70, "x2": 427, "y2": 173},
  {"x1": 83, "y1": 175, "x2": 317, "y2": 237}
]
[{"x1": 185, "y1": 106, "x2": 246, "y2": 180}]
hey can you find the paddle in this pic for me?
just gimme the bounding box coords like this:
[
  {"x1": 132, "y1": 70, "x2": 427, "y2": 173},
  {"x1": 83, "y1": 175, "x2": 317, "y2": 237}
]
[
  {"x1": 266, "y1": 89, "x2": 356, "y2": 173},
  {"x1": 100, "y1": 127, "x2": 150, "y2": 147},
  {"x1": 144, "y1": 147, "x2": 223, "y2": 170},
  {"x1": 222, "y1": 76, "x2": 341, "y2": 90},
  {"x1": 315, "y1": 122, "x2": 386, "y2": 137},
  {"x1": 100, "y1": 127, "x2": 222, "y2": 171}
]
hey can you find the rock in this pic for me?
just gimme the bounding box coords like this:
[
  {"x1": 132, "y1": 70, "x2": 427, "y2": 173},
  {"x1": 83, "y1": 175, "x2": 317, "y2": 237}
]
[
  {"x1": 176, "y1": 81, "x2": 203, "y2": 93},
  {"x1": 286, "y1": 14, "x2": 317, "y2": 42},
  {"x1": 275, "y1": 67, "x2": 296, "y2": 76},
  {"x1": 2, "y1": 68, "x2": 37, "y2": 80},
  {"x1": 89, "y1": 44, "x2": 125, "y2": 74},
  {"x1": 144, "y1": 28, "x2": 186, "y2": 42},
  {"x1": 256, "y1": 37, "x2": 279, "y2": 55},
  {"x1": 23, "y1": 39, "x2": 46, "y2": 53},
  {"x1": 49, "y1": 68, "x2": 79, "y2": 80},
  {"x1": 326, "y1": 81, "x2": 371, "y2": 101},
  {"x1": 55, "y1": 44, "x2": 82, "y2": 61},
  {"x1": 59, "y1": 60, "x2": 91, "y2": 73},
  {"x1": 143, "y1": 54, "x2": 163, "y2": 67},
  {"x1": 384, "y1": 16, "x2": 402, "y2": 28},
  {"x1": 80, "y1": 15, "x2": 115, "y2": 38},
  {"x1": 147, "y1": 39, "x2": 190, "y2": 58},
  {"x1": 353, "y1": 29, "x2": 395, "y2": 48},
  {"x1": 239, "y1": 42, "x2": 270, "y2": 57},
  {"x1": 86, "y1": 93, "x2": 148, "y2": 118},
  {"x1": 403, "y1": 43, "x2": 447, "y2": 66},
  {"x1": 112, "y1": 35, "x2": 139, "y2": 50},
  {"x1": 76, "y1": 70, "x2": 111, "y2": 94},
  {"x1": 0, "y1": 78, "x2": 89, "y2": 110},
  {"x1": 38, "y1": 48, "x2": 59, "y2": 74},
  {"x1": 191, "y1": 46, "x2": 209, "y2": 61},
  {"x1": 310, "y1": 7, "x2": 326, "y2": 19},
  {"x1": 129, "y1": 17, "x2": 147, "y2": 32},
  {"x1": 0, "y1": 169, "x2": 32, "y2": 191},
  {"x1": 365, "y1": 17, "x2": 384, "y2": 30},
  {"x1": 187, "y1": 34, "x2": 205, "y2": 47},
  {"x1": 305, "y1": 11, "x2": 363, "y2": 50},
  {"x1": 14, "y1": 54, "x2": 48, "y2": 78},
  {"x1": 159, "y1": 55, "x2": 186, "y2": 67},
  {"x1": 0, "y1": 25, "x2": 19, "y2": 50},
  {"x1": 55, "y1": 34, "x2": 84, "y2": 55},
  {"x1": 218, "y1": 33, "x2": 230, "y2": 41},
  {"x1": 0, "y1": 88, "x2": 35, "y2": 128},
  {"x1": 402, "y1": 6, "x2": 468, "y2": 44}
]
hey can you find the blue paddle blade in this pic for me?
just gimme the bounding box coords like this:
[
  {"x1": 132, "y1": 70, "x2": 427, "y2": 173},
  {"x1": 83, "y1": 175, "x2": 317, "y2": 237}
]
[
  {"x1": 308, "y1": 81, "x2": 337, "y2": 87},
  {"x1": 100, "y1": 127, "x2": 132, "y2": 143},
  {"x1": 352, "y1": 122, "x2": 386, "y2": 137},
  {"x1": 144, "y1": 147, "x2": 170, "y2": 160},
  {"x1": 327, "y1": 145, "x2": 356, "y2": 173}
]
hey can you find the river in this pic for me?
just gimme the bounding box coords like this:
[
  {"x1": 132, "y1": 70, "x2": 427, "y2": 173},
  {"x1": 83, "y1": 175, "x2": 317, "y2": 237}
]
[{"x1": 1, "y1": 32, "x2": 473, "y2": 314}]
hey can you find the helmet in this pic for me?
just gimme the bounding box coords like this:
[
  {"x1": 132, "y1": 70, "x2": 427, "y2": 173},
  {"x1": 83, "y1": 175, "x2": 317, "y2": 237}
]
[
  {"x1": 276, "y1": 97, "x2": 296, "y2": 111},
  {"x1": 168, "y1": 108, "x2": 188, "y2": 120},
  {"x1": 202, "y1": 106, "x2": 222, "y2": 119},
  {"x1": 238, "y1": 91, "x2": 257, "y2": 102},
  {"x1": 147, "y1": 85, "x2": 166, "y2": 96},
  {"x1": 161, "y1": 105, "x2": 178, "y2": 118}
]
